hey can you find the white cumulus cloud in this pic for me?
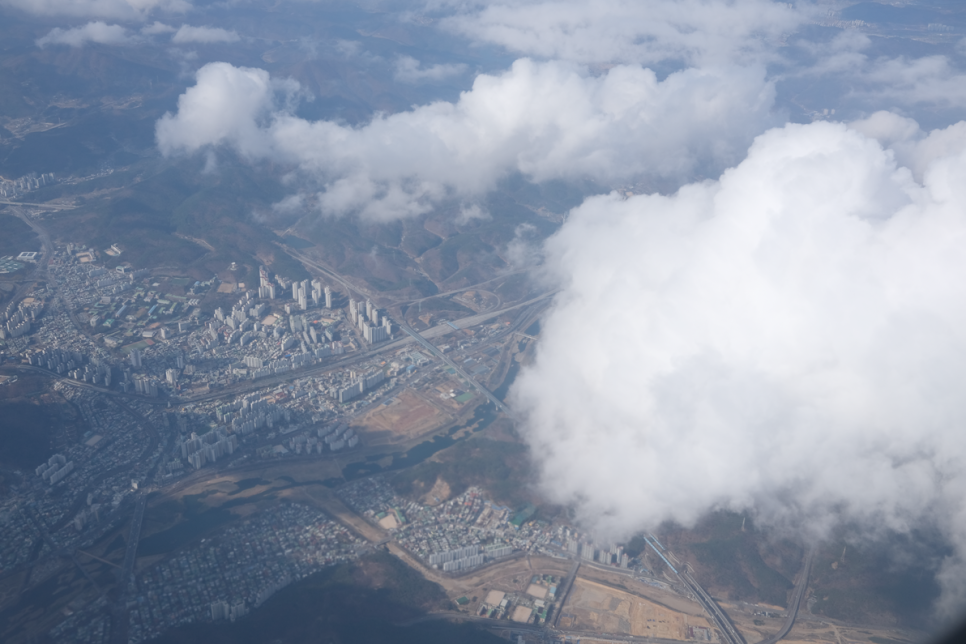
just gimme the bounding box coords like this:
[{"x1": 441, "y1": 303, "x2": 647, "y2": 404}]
[
  {"x1": 788, "y1": 33, "x2": 966, "y2": 116},
  {"x1": 442, "y1": 1, "x2": 966, "y2": 118},
  {"x1": 156, "y1": 62, "x2": 289, "y2": 159},
  {"x1": 439, "y1": 0, "x2": 809, "y2": 66},
  {"x1": 157, "y1": 59, "x2": 778, "y2": 220},
  {"x1": 141, "y1": 21, "x2": 175, "y2": 35},
  {"x1": 393, "y1": 55, "x2": 467, "y2": 83},
  {"x1": 171, "y1": 24, "x2": 240, "y2": 44},
  {"x1": 511, "y1": 118, "x2": 966, "y2": 617},
  {"x1": 850, "y1": 111, "x2": 966, "y2": 181},
  {"x1": 36, "y1": 21, "x2": 132, "y2": 47},
  {"x1": 1, "y1": 0, "x2": 189, "y2": 20}
]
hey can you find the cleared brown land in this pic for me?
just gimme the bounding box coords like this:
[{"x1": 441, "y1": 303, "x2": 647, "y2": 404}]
[
  {"x1": 351, "y1": 389, "x2": 450, "y2": 443},
  {"x1": 420, "y1": 476, "x2": 453, "y2": 505},
  {"x1": 561, "y1": 578, "x2": 713, "y2": 640},
  {"x1": 484, "y1": 590, "x2": 505, "y2": 606},
  {"x1": 378, "y1": 514, "x2": 399, "y2": 529},
  {"x1": 526, "y1": 583, "x2": 548, "y2": 598},
  {"x1": 577, "y1": 566, "x2": 707, "y2": 617}
]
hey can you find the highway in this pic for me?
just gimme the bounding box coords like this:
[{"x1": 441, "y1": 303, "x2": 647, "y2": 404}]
[
  {"x1": 399, "y1": 320, "x2": 512, "y2": 416},
  {"x1": 110, "y1": 493, "x2": 148, "y2": 644},
  {"x1": 0, "y1": 199, "x2": 76, "y2": 210},
  {"x1": 120, "y1": 493, "x2": 147, "y2": 589},
  {"x1": 644, "y1": 537, "x2": 815, "y2": 644},
  {"x1": 1, "y1": 276, "x2": 555, "y2": 410},
  {"x1": 759, "y1": 547, "x2": 814, "y2": 644},
  {"x1": 284, "y1": 246, "x2": 376, "y2": 302},
  {"x1": 4, "y1": 205, "x2": 92, "y2": 340},
  {"x1": 156, "y1": 290, "x2": 552, "y2": 406},
  {"x1": 551, "y1": 558, "x2": 581, "y2": 628},
  {"x1": 415, "y1": 290, "x2": 554, "y2": 340},
  {"x1": 283, "y1": 241, "x2": 530, "y2": 307},
  {"x1": 24, "y1": 506, "x2": 104, "y2": 597},
  {"x1": 680, "y1": 567, "x2": 746, "y2": 644},
  {"x1": 400, "y1": 268, "x2": 529, "y2": 306},
  {"x1": 642, "y1": 534, "x2": 745, "y2": 644}
]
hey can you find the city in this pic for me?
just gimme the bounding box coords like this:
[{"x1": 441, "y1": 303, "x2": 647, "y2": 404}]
[{"x1": 3, "y1": 203, "x2": 663, "y2": 643}]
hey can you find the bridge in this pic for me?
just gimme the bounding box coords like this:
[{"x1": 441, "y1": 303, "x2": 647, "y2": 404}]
[
  {"x1": 643, "y1": 534, "x2": 745, "y2": 644},
  {"x1": 759, "y1": 547, "x2": 814, "y2": 644},
  {"x1": 109, "y1": 493, "x2": 148, "y2": 644},
  {"x1": 551, "y1": 558, "x2": 581, "y2": 628}
]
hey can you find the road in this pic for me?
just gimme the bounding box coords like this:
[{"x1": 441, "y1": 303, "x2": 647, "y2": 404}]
[
  {"x1": 680, "y1": 568, "x2": 746, "y2": 644},
  {"x1": 4, "y1": 288, "x2": 554, "y2": 410},
  {"x1": 39, "y1": 396, "x2": 161, "y2": 538},
  {"x1": 404, "y1": 611, "x2": 702, "y2": 644},
  {"x1": 399, "y1": 320, "x2": 512, "y2": 416},
  {"x1": 109, "y1": 493, "x2": 147, "y2": 644},
  {"x1": 400, "y1": 611, "x2": 547, "y2": 633},
  {"x1": 23, "y1": 506, "x2": 104, "y2": 597},
  {"x1": 283, "y1": 241, "x2": 529, "y2": 308},
  {"x1": 414, "y1": 290, "x2": 554, "y2": 342},
  {"x1": 148, "y1": 290, "x2": 551, "y2": 406},
  {"x1": 551, "y1": 558, "x2": 581, "y2": 628},
  {"x1": 0, "y1": 199, "x2": 76, "y2": 210},
  {"x1": 401, "y1": 269, "x2": 527, "y2": 306},
  {"x1": 4, "y1": 206, "x2": 92, "y2": 339},
  {"x1": 647, "y1": 538, "x2": 815, "y2": 644},
  {"x1": 120, "y1": 494, "x2": 147, "y2": 588},
  {"x1": 284, "y1": 247, "x2": 374, "y2": 302},
  {"x1": 759, "y1": 547, "x2": 814, "y2": 644},
  {"x1": 643, "y1": 534, "x2": 745, "y2": 644}
]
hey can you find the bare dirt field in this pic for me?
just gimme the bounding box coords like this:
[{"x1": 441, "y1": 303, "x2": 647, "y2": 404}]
[
  {"x1": 351, "y1": 389, "x2": 451, "y2": 444},
  {"x1": 420, "y1": 476, "x2": 453, "y2": 505},
  {"x1": 578, "y1": 566, "x2": 707, "y2": 617},
  {"x1": 561, "y1": 577, "x2": 713, "y2": 639},
  {"x1": 484, "y1": 590, "x2": 506, "y2": 606},
  {"x1": 526, "y1": 583, "x2": 548, "y2": 598},
  {"x1": 378, "y1": 514, "x2": 399, "y2": 529}
]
